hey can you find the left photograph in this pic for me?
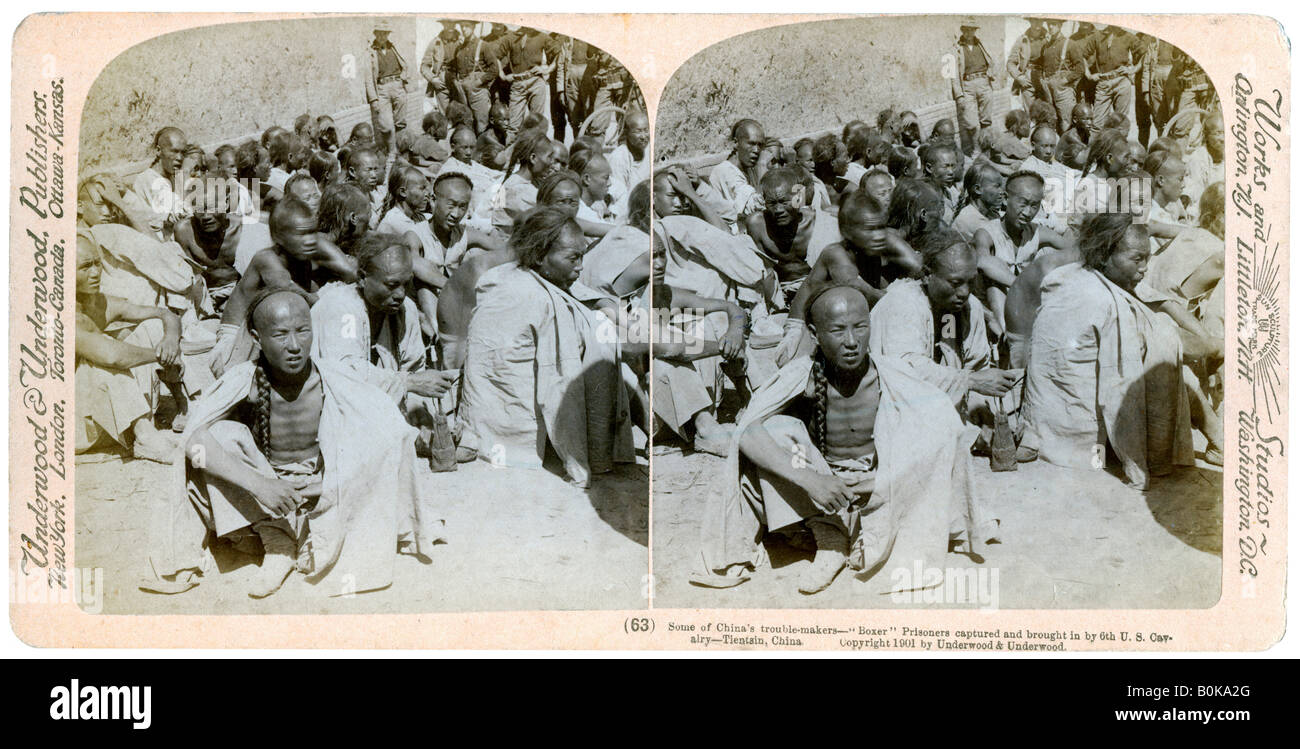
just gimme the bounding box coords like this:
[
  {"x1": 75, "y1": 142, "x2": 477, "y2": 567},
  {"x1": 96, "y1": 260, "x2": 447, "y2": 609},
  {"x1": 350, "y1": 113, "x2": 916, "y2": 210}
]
[{"x1": 73, "y1": 15, "x2": 651, "y2": 613}]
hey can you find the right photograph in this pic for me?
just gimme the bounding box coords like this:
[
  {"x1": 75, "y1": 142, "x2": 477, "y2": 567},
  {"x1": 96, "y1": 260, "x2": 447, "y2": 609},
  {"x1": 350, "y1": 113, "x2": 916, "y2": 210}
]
[{"x1": 650, "y1": 15, "x2": 1226, "y2": 609}]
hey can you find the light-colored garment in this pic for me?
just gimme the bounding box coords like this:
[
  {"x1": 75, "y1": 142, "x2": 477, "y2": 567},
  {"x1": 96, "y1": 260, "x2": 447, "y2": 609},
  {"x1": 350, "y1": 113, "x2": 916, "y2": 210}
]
[
  {"x1": 1019, "y1": 155, "x2": 1076, "y2": 234},
  {"x1": 1069, "y1": 172, "x2": 1114, "y2": 224},
  {"x1": 376, "y1": 207, "x2": 469, "y2": 274},
  {"x1": 233, "y1": 220, "x2": 273, "y2": 276},
  {"x1": 75, "y1": 317, "x2": 165, "y2": 452},
  {"x1": 1024, "y1": 263, "x2": 1194, "y2": 488},
  {"x1": 367, "y1": 186, "x2": 388, "y2": 230},
  {"x1": 131, "y1": 166, "x2": 191, "y2": 241},
  {"x1": 940, "y1": 184, "x2": 960, "y2": 225},
  {"x1": 85, "y1": 223, "x2": 216, "y2": 390},
  {"x1": 1147, "y1": 199, "x2": 1188, "y2": 254},
  {"x1": 577, "y1": 198, "x2": 615, "y2": 229},
  {"x1": 578, "y1": 224, "x2": 648, "y2": 298},
  {"x1": 1181, "y1": 146, "x2": 1223, "y2": 224},
  {"x1": 87, "y1": 223, "x2": 205, "y2": 316},
  {"x1": 696, "y1": 354, "x2": 985, "y2": 583},
  {"x1": 652, "y1": 311, "x2": 725, "y2": 436},
  {"x1": 460, "y1": 262, "x2": 634, "y2": 487},
  {"x1": 868, "y1": 278, "x2": 991, "y2": 404},
  {"x1": 490, "y1": 172, "x2": 537, "y2": 230},
  {"x1": 951, "y1": 203, "x2": 996, "y2": 243},
  {"x1": 310, "y1": 283, "x2": 425, "y2": 403},
  {"x1": 266, "y1": 167, "x2": 291, "y2": 194},
  {"x1": 981, "y1": 218, "x2": 1043, "y2": 275},
  {"x1": 149, "y1": 359, "x2": 442, "y2": 595},
  {"x1": 656, "y1": 214, "x2": 767, "y2": 310},
  {"x1": 1136, "y1": 227, "x2": 1223, "y2": 316},
  {"x1": 605, "y1": 143, "x2": 649, "y2": 206},
  {"x1": 843, "y1": 162, "x2": 867, "y2": 188},
  {"x1": 707, "y1": 159, "x2": 763, "y2": 228},
  {"x1": 809, "y1": 178, "x2": 833, "y2": 213}
]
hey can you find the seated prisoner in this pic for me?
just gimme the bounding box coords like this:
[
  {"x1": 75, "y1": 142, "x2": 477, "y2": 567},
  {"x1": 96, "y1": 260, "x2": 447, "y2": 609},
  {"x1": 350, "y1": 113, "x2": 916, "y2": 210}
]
[
  {"x1": 310, "y1": 233, "x2": 457, "y2": 452},
  {"x1": 146, "y1": 287, "x2": 442, "y2": 598},
  {"x1": 211, "y1": 198, "x2": 357, "y2": 377},
  {"x1": 650, "y1": 229, "x2": 747, "y2": 457},
  {"x1": 578, "y1": 180, "x2": 652, "y2": 303},
  {"x1": 75, "y1": 234, "x2": 187, "y2": 463},
  {"x1": 131, "y1": 126, "x2": 192, "y2": 241},
  {"x1": 708, "y1": 119, "x2": 769, "y2": 230},
  {"x1": 694, "y1": 280, "x2": 994, "y2": 594},
  {"x1": 742, "y1": 167, "x2": 840, "y2": 298},
  {"x1": 775, "y1": 188, "x2": 924, "y2": 366},
  {"x1": 971, "y1": 170, "x2": 1071, "y2": 337},
  {"x1": 868, "y1": 230, "x2": 1023, "y2": 450},
  {"x1": 1022, "y1": 212, "x2": 1195, "y2": 489},
  {"x1": 458, "y1": 206, "x2": 634, "y2": 487},
  {"x1": 654, "y1": 169, "x2": 771, "y2": 316}
]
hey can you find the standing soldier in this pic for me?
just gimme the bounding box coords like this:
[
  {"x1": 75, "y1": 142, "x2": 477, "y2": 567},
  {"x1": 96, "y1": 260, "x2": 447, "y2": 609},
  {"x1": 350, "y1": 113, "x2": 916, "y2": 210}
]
[
  {"x1": 1081, "y1": 23, "x2": 1145, "y2": 137},
  {"x1": 1038, "y1": 18, "x2": 1087, "y2": 134},
  {"x1": 1007, "y1": 18, "x2": 1048, "y2": 114},
  {"x1": 576, "y1": 46, "x2": 636, "y2": 143},
  {"x1": 951, "y1": 17, "x2": 995, "y2": 156},
  {"x1": 1134, "y1": 32, "x2": 1173, "y2": 147},
  {"x1": 366, "y1": 20, "x2": 412, "y2": 156},
  {"x1": 420, "y1": 23, "x2": 458, "y2": 116},
  {"x1": 548, "y1": 33, "x2": 576, "y2": 143},
  {"x1": 498, "y1": 25, "x2": 558, "y2": 140},
  {"x1": 450, "y1": 22, "x2": 496, "y2": 136}
]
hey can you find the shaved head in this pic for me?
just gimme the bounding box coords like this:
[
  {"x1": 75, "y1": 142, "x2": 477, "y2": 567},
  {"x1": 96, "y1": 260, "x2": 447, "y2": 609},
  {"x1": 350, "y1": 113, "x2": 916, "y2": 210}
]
[
  {"x1": 809, "y1": 285, "x2": 871, "y2": 328},
  {"x1": 250, "y1": 288, "x2": 310, "y2": 333}
]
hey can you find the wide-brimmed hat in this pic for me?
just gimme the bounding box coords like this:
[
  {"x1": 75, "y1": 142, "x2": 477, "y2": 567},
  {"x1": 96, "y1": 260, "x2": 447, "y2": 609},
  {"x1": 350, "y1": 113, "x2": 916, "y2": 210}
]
[{"x1": 960, "y1": 16, "x2": 979, "y2": 29}]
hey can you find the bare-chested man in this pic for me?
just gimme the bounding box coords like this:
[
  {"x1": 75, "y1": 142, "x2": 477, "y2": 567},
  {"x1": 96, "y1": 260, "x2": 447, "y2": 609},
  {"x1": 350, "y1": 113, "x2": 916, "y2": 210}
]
[
  {"x1": 149, "y1": 286, "x2": 442, "y2": 597},
  {"x1": 696, "y1": 280, "x2": 994, "y2": 594},
  {"x1": 774, "y1": 189, "x2": 924, "y2": 366},
  {"x1": 742, "y1": 167, "x2": 838, "y2": 292},
  {"x1": 212, "y1": 199, "x2": 357, "y2": 376}
]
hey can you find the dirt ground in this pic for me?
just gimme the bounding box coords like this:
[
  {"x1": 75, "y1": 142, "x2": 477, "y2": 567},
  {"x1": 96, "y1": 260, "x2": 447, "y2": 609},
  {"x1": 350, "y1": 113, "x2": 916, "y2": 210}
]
[
  {"x1": 76, "y1": 447, "x2": 648, "y2": 615},
  {"x1": 651, "y1": 432, "x2": 1222, "y2": 610}
]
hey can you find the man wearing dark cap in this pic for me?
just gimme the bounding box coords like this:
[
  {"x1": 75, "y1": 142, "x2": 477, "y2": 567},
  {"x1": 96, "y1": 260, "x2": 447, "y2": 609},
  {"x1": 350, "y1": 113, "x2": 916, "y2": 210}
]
[
  {"x1": 951, "y1": 17, "x2": 996, "y2": 157},
  {"x1": 366, "y1": 21, "x2": 412, "y2": 155}
]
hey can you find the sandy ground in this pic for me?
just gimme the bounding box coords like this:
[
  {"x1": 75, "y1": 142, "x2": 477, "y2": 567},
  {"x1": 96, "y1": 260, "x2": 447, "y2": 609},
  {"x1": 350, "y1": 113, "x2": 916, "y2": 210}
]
[
  {"x1": 651, "y1": 436, "x2": 1223, "y2": 610},
  {"x1": 77, "y1": 448, "x2": 648, "y2": 615}
]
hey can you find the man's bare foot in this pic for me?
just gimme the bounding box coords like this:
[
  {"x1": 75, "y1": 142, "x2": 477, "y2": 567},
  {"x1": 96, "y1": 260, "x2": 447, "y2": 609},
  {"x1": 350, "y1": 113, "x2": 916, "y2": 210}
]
[
  {"x1": 170, "y1": 410, "x2": 188, "y2": 433},
  {"x1": 692, "y1": 427, "x2": 733, "y2": 457},
  {"x1": 800, "y1": 518, "x2": 848, "y2": 594},
  {"x1": 692, "y1": 413, "x2": 735, "y2": 457},
  {"x1": 798, "y1": 550, "x2": 847, "y2": 594},
  {"x1": 249, "y1": 524, "x2": 297, "y2": 599},
  {"x1": 132, "y1": 422, "x2": 180, "y2": 463}
]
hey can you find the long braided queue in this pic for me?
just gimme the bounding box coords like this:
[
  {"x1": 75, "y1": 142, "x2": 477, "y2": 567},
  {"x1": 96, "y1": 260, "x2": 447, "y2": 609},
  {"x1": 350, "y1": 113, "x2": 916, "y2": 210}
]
[
  {"x1": 810, "y1": 351, "x2": 829, "y2": 456},
  {"x1": 800, "y1": 276, "x2": 877, "y2": 459},
  {"x1": 243, "y1": 285, "x2": 312, "y2": 457}
]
